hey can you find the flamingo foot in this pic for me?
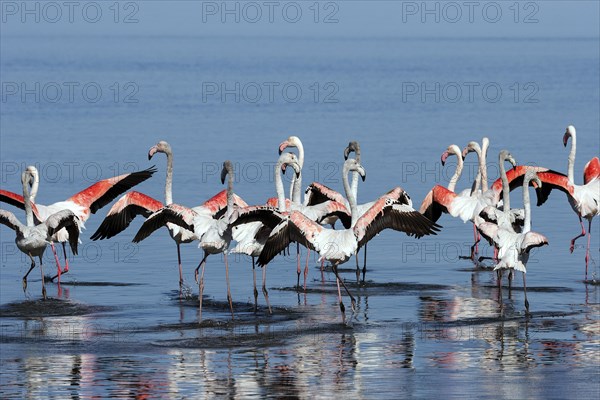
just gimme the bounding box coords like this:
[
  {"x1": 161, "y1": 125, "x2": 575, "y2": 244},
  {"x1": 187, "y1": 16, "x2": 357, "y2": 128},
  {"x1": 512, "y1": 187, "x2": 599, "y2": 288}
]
[{"x1": 42, "y1": 286, "x2": 47, "y2": 300}]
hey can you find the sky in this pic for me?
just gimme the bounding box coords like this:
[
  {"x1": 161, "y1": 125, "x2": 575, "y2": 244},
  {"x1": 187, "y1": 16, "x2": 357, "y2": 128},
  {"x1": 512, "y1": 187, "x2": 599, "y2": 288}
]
[{"x1": 1, "y1": 1, "x2": 598, "y2": 38}]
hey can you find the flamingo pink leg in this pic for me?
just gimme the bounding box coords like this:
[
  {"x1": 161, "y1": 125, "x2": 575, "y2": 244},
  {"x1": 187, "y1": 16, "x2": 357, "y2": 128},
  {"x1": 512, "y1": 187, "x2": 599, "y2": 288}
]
[
  {"x1": 303, "y1": 248, "x2": 310, "y2": 291},
  {"x1": 471, "y1": 225, "x2": 480, "y2": 259},
  {"x1": 224, "y1": 253, "x2": 234, "y2": 320},
  {"x1": 262, "y1": 264, "x2": 272, "y2": 314},
  {"x1": 570, "y1": 216, "x2": 586, "y2": 253},
  {"x1": 585, "y1": 219, "x2": 592, "y2": 280},
  {"x1": 49, "y1": 242, "x2": 62, "y2": 282},
  {"x1": 333, "y1": 264, "x2": 346, "y2": 324},
  {"x1": 252, "y1": 256, "x2": 258, "y2": 312},
  {"x1": 195, "y1": 253, "x2": 208, "y2": 321},
  {"x1": 176, "y1": 243, "x2": 183, "y2": 287},
  {"x1": 61, "y1": 242, "x2": 70, "y2": 274},
  {"x1": 39, "y1": 256, "x2": 46, "y2": 300},
  {"x1": 296, "y1": 243, "x2": 301, "y2": 289}
]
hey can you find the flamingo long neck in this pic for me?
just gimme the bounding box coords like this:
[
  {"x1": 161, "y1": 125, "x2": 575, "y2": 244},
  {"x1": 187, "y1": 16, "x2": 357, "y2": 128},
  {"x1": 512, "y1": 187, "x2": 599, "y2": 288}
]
[
  {"x1": 292, "y1": 168, "x2": 303, "y2": 205},
  {"x1": 29, "y1": 170, "x2": 39, "y2": 202},
  {"x1": 351, "y1": 148, "x2": 361, "y2": 200},
  {"x1": 290, "y1": 142, "x2": 304, "y2": 202},
  {"x1": 225, "y1": 166, "x2": 234, "y2": 220},
  {"x1": 342, "y1": 164, "x2": 359, "y2": 227},
  {"x1": 447, "y1": 150, "x2": 464, "y2": 192},
  {"x1": 500, "y1": 155, "x2": 510, "y2": 211},
  {"x1": 164, "y1": 148, "x2": 173, "y2": 205},
  {"x1": 567, "y1": 132, "x2": 576, "y2": 184},
  {"x1": 523, "y1": 177, "x2": 532, "y2": 234},
  {"x1": 471, "y1": 146, "x2": 482, "y2": 195},
  {"x1": 22, "y1": 173, "x2": 34, "y2": 227},
  {"x1": 275, "y1": 161, "x2": 287, "y2": 213},
  {"x1": 481, "y1": 138, "x2": 489, "y2": 192}
]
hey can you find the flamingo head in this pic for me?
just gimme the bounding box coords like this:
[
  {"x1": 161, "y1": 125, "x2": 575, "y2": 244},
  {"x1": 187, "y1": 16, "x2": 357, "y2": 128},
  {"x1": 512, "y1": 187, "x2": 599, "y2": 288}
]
[
  {"x1": 25, "y1": 165, "x2": 39, "y2": 184},
  {"x1": 344, "y1": 158, "x2": 366, "y2": 181},
  {"x1": 221, "y1": 160, "x2": 233, "y2": 184},
  {"x1": 499, "y1": 150, "x2": 517, "y2": 169},
  {"x1": 279, "y1": 152, "x2": 301, "y2": 178},
  {"x1": 21, "y1": 167, "x2": 36, "y2": 187},
  {"x1": 344, "y1": 141, "x2": 361, "y2": 160},
  {"x1": 563, "y1": 125, "x2": 576, "y2": 147},
  {"x1": 441, "y1": 144, "x2": 461, "y2": 166},
  {"x1": 524, "y1": 169, "x2": 542, "y2": 189},
  {"x1": 278, "y1": 136, "x2": 302, "y2": 155},
  {"x1": 462, "y1": 141, "x2": 481, "y2": 160},
  {"x1": 148, "y1": 141, "x2": 171, "y2": 160}
]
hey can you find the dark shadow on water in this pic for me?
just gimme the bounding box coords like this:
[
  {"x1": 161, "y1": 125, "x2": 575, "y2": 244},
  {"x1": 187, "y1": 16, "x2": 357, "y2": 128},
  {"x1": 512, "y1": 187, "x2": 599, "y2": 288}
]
[
  {"x1": 480, "y1": 285, "x2": 574, "y2": 292},
  {"x1": 43, "y1": 277, "x2": 142, "y2": 287},
  {"x1": 275, "y1": 281, "x2": 452, "y2": 296},
  {"x1": 0, "y1": 298, "x2": 113, "y2": 318},
  {"x1": 153, "y1": 322, "x2": 356, "y2": 349}
]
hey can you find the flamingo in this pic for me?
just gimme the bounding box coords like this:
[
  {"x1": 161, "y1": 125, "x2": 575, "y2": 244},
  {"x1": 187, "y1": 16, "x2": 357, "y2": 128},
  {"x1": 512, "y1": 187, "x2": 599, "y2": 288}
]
[
  {"x1": 536, "y1": 126, "x2": 599, "y2": 280},
  {"x1": 420, "y1": 142, "x2": 491, "y2": 259},
  {"x1": 478, "y1": 169, "x2": 549, "y2": 313},
  {"x1": 132, "y1": 161, "x2": 244, "y2": 320},
  {"x1": 477, "y1": 151, "x2": 525, "y2": 281},
  {"x1": 0, "y1": 165, "x2": 156, "y2": 282},
  {"x1": 231, "y1": 153, "x2": 349, "y2": 310},
  {"x1": 269, "y1": 138, "x2": 353, "y2": 289},
  {"x1": 238, "y1": 158, "x2": 441, "y2": 324},
  {"x1": 229, "y1": 152, "x2": 303, "y2": 313},
  {"x1": 91, "y1": 141, "x2": 246, "y2": 288},
  {"x1": 277, "y1": 136, "x2": 308, "y2": 286},
  {"x1": 0, "y1": 168, "x2": 81, "y2": 299},
  {"x1": 303, "y1": 141, "x2": 389, "y2": 283}
]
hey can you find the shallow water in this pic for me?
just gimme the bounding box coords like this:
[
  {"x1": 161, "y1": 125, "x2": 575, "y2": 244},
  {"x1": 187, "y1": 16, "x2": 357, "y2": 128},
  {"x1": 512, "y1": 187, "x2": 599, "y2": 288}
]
[{"x1": 1, "y1": 31, "x2": 599, "y2": 398}]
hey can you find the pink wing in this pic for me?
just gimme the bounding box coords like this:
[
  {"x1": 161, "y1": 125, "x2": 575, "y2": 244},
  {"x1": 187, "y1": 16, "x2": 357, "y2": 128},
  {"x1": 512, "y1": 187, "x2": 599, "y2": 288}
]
[
  {"x1": 583, "y1": 157, "x2": 600, "y2": 184},
  {"x1": 90, "y1": 191, "x2": 163, "y2": 240},
  {"x1": 304, "y1": 182, "x2": 346, "y2": 206},
  {"x1": 67, "y1": 166, "x2": 157, "y2": 214}
]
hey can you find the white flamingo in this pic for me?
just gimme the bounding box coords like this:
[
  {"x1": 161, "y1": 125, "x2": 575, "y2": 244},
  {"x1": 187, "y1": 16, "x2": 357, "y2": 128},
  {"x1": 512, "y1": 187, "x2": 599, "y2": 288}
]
[
  {"x1": 132, "y1": 161, "x2": 243, "y2": 320},
  {"x1": 232, "y1": 153, "x2": 350, "y2": 311},
  {"x1": 478, "y1": 169, "x2": 549, "y2": 313},
  {"x1": 1, "y1": 168, "x2": 81, "y2": 299}
]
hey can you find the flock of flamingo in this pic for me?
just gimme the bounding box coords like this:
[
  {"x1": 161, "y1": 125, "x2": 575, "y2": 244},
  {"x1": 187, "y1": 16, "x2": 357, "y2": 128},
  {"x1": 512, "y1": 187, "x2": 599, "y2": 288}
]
[{"x1": 1, "y1": 125, "x2": 598, "y2": 324}]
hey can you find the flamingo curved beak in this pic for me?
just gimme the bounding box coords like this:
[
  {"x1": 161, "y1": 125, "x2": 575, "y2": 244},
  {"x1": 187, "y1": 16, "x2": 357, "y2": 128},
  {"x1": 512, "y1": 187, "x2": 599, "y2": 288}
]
[
  {"x1": 344, "y1": 146, "x2": 352, "y2": 160},
  {"x1": 507, "y1": 155, "x2": 517, "y2": 169},
  {"x1": 278, "y1": 141, "x2": 289, "y2": 155},
  {"x1": 440, "y1": 151, "x2": 449, "y2": 166},
  {"x1": 357, "y1": 165, "x2": 366, "y2": 181},
  {"x1": 562, "y1": 131, "x2": 570, "y2": 147},
  {"x1": 148, "y1": 146, "x2": 158, "y2": 160},
  {"x1": 461, "y1": 147, "x2": 469, "y2": 160}
]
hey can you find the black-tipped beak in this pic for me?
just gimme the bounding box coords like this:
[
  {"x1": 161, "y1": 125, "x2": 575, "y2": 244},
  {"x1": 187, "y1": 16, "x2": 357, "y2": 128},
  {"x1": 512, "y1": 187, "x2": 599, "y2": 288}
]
[
  {"x1": 278, "y1": 141, "x2": 288, "y2": 155},
  {"x1": 220, "y1": 169, "x2": 227, "y2": 185},
  {"x1": 148, "y1": 146, "x2": 158, "y2": 160},
  {"x1": 361, "y1": 173, "x2": 366, "y2": 182},
  {"x1": 562, "y1": 132, "x2": 569, "y2": 147},
  {"x1": 344, "y1": 146, "x2": 351, "y2": 160}
]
